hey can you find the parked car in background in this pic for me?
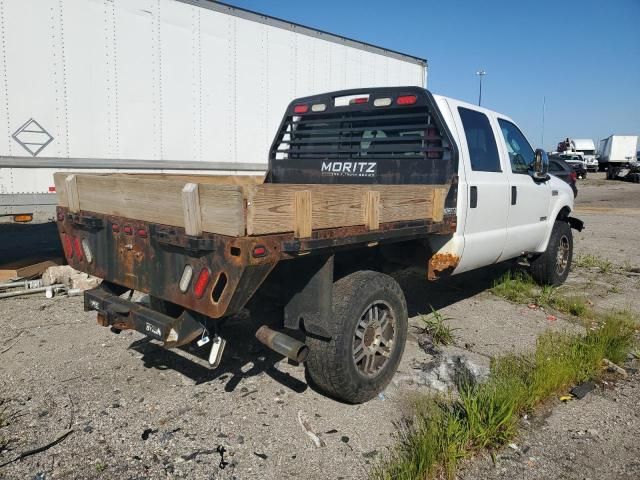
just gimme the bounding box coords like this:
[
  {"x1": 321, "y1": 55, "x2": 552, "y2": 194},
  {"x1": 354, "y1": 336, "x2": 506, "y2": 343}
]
[
  {"x1": 549, "y1": 157, "x2": 578, "y2": 197},
  {"x1": 560, "y1": 154, "x2": 588, "y2": 179},
  {"x1": 572, "y1": 138, "x2": 598, "y2": 172}
]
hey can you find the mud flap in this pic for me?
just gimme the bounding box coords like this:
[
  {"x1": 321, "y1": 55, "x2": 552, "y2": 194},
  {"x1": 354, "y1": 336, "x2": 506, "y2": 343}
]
[
  {"x1": 567, "y1": 216, "x2": 584, "y2": 232},
  {"x1": 282, "y1": 255, "x2": 333, "y2": 339}
]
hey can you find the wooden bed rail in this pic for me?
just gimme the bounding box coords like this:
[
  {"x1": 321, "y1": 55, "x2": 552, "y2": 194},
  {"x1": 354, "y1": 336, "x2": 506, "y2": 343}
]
[{"x1": 54, "y1": 173, "x2": 449, "y2": 238}]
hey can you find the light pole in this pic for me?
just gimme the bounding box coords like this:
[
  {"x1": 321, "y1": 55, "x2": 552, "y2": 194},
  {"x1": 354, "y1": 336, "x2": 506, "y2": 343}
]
[
  {"x1": 541, "y1": 96, "x2": 546, "y2": 148},
  {"x1": 475, "y1": 70, "x2": 486, "y2": 106}
]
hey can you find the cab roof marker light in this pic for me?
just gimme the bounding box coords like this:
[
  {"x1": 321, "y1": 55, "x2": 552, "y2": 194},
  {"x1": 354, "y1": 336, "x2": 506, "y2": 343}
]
[
  {"x1": 397, "y1": 95, "x2": 417, "y2": 105},
  {"x1": 293, "y1": 104, "x2": 309, "y2": 114},
  {"x1": 349, "y1": 97, "x2": 369, "y2": 105},
  {"x1": 373, "y1": 97, "x2": 392, "y2": 107},
  {"x1": 311, "y1": 103, "x2": 326, "y2": 112}
]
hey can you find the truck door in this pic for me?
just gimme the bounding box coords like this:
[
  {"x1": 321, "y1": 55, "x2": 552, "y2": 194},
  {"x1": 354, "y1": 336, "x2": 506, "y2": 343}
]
[
  {"x1": 451, "y1": 105, "x2": 510, "y2": 272},
  {"x1": 495, "y1": 118, "x2": 550, "y2": 259}
]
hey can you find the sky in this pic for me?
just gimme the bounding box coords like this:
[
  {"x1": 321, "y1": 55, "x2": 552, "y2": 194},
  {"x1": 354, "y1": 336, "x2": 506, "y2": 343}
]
[{"x1": 224, "y1": 0, "x2": 640, "y2": 151}]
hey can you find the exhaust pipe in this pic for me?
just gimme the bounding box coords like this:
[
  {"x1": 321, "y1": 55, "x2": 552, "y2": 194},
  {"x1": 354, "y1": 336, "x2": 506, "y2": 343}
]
[{"x1": 255, "y1": 325, "x2": 309, "y2": 363}]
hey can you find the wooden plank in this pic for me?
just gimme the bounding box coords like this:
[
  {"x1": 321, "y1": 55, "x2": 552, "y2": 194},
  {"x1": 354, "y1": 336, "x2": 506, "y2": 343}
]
[
  {"x1": 246, "y1": 184, "x2": 449, "y2": 235},
  {"x1": 363, "y1": 190, "x2": 380, "y2": 230},
  {"x1": 432, "y1": 187, "x2": 447, "y2": 223},
  {"x1": 70, "y1": 174, "x2": 245, "y2": 237},
  {"x1": 119, "y1": 173, "x2": 266, "y2": 186},
  {"x1": 53, "y1": 173, "x2": 68, "y2": 207},
  {"x1": 0, "y1": 259, "x2": 63, "y2": 282},
  {"x1": 199, "y1": 183, "x2": 246, "y2": 237},
  {"x1": 65, "y1": 175, "x2": 80, "y2": 213},
  {"x1": 294, "y1": 190, "x2": 312, "y2": 238},
  {"x1": 181, "y1": 183, "x2": 203, "y2": 236}
]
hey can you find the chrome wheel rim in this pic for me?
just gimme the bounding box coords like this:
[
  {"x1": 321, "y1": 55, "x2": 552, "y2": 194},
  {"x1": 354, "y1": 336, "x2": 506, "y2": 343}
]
[
  {"x1": 556, "y1": 235, "x2": 570, "y2": 275},
  {"x1": 352, "y1": 301, "x2": 396, "y2": 377}
]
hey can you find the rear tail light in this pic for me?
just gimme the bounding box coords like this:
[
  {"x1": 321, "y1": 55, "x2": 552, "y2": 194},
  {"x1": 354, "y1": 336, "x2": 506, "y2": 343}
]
[
  {"x1": 81, "y1": 238, "x2": 93, "y2": 263},
  {"x1": 252, "y1": 245, "x2": 267, "y2": 258},
  {"x1": 349, "y1": 97, "x2": 369, "y2": 105},
  {"x1": 137, "y1": 228, "x2": 148, "y2": 238},
  {"x1": 193, "y1": 268, "x2": 211, "y2": 299},
  {"x1": 396, "y1": 95, "x2": 417, "y2": 105},
  {"x1": 373, "y1": 97, "x2": 392, "y2": 107},
  {"x1": 62, "y1": 234, "x2": 74, "y2": 258},
  {"x1": 73, "y1": 237, "x2": 84, "y2": 261},
  {"x1": 124, "y1": 225, "x2": 133, "y2": 235},
  {"x1": 293, "y1": 104, "x2": 308, "y2": 114},
  {"x1": 179, "y1": 265, "x2": 193, "y2": 293},
  {"x1": 112, "y1": 223, "x2": 120, "y2": 233},
  {"x1": 570, "y1": 171, "x2": 577, "y2": 182}
]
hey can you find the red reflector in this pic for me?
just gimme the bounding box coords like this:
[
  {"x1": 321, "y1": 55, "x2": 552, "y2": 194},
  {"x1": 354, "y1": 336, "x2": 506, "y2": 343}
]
[
  {"x1": 350, "y1": 97, "x2": 369, "y2": 105},
  {"x1": 112, "y1": 224, "x2": 120, "y2": 233},
  {"x1": 63, "y1": 234, "x2": 74, "y2": 259},
  {"x1": 49, "y1": 186, "x2": 56, "y2": 192},
  {"x1": 252, "y1": 245, "x2": 267, "y2": 258},
  {"x1": 137, "y1": 229, "x2": 148, "y2": 238},
  {"x1": 124, "y1": 225, "x2": 133, "y2": 235},
  {"x1": 293, "y1": 104, "x2": 308, "y2": 114},
  {"x1": 193, "y1": 268, "x2": 211, "y2": 299},
  {"x1": 73, "y1": 237, "x2": 84, "y2": 261},
  {"x1": 397, "y1": 95, "x2": 417, "y2": 105}
]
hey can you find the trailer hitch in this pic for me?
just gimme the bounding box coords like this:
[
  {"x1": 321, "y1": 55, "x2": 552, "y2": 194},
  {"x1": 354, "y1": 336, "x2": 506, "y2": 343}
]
[{"x1": 85, "y1": 285, "x2": 204, "y2": 348}]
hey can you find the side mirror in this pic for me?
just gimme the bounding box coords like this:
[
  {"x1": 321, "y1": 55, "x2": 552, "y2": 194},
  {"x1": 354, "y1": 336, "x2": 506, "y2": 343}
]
[{"x1": 532, "y1": 148, "x2": 549, "y2": 181}]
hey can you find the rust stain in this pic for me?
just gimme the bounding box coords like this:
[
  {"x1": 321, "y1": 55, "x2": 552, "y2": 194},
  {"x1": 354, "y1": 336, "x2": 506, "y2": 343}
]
[{"x1": 428, "y1": 252, "x2": 460, "y2": 280}]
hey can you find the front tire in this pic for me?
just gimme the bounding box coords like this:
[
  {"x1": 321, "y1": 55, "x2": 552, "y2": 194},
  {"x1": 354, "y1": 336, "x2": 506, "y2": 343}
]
[
  {"x1": 305, "y1": 271, "x2": 408, "y2": 404},
  {"x1": 530, "y1": 220, "x2": 573, "y2": 286}
]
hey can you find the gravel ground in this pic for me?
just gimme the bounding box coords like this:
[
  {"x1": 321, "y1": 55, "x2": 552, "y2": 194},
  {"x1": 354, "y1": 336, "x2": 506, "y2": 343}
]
[{"x1": 0, "y1": 173, "x2": 638, "y2": 479}]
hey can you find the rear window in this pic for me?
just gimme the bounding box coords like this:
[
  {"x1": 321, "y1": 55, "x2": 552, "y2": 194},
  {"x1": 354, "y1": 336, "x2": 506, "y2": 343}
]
[
  {"x1": 458, "y1": 107, "x2": 501, "y2": 172},
  {"x1": 273, "y1": 107, "x2": 447, "y2": 162}
]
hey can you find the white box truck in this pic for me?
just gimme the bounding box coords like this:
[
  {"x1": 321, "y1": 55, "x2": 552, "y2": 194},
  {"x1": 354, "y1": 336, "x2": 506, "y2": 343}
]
[
  {"x1": 598, "y1": 135, "x2": 639, "y2": 178},
  {"x1": 0, "y1": 0, "x2": 427, "y2": 223},
  {"x1": 571, "y1": 138, "x2": 598, "y2": 172}
]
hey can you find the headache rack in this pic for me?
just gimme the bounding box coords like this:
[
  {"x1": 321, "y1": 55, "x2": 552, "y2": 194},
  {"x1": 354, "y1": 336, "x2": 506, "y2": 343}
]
[{"x1": 268, "y1": 87, "x2": 458, "y2": 185}]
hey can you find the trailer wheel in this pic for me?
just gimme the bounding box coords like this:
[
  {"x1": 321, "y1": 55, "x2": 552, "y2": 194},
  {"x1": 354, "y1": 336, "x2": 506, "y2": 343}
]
[
  {"x1": 305, "y1": 270, "x2": 408, "y2": 404},
  {"x1": 530, "y1": 220, "x2": 573, "y2": 286}
]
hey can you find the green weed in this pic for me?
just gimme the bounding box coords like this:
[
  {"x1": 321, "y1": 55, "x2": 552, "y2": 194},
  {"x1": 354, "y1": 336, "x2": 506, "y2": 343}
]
[
  {"x1": 373, "y1": 313, "x2": 638, "y2": 480},
  {"x1": 574, "y1": 254, "x2": 614, "y2": 273},
  {"x1": 491, "y1": 272, "x2": 591, "y2": 319},
  {"x1": 419, "y1": 307, "x2": 458, "y2": 346},
  {"x1": 95, "y1": 463, "x2": 107, "y2": 473}
]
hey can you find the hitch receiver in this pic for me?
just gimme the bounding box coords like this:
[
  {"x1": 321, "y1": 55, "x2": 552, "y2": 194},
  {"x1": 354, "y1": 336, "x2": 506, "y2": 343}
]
[{"x1": 85, "y1": 285, "x2": 204, "y2": 348}]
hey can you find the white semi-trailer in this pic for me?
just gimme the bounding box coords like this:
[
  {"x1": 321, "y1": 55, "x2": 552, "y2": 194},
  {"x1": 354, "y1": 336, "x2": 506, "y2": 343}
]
[
  {"x1": 0, "y1": 0, "x2": 427, "y2": 223},
  {"x1": 598, "y1": 135, "x2": 638, "y2": 164}
]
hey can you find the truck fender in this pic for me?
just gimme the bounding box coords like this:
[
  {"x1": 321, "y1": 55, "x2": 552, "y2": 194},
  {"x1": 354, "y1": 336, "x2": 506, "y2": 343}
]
[{"x1": 535, "y1": 203, "x2": 580, "y2": 253}]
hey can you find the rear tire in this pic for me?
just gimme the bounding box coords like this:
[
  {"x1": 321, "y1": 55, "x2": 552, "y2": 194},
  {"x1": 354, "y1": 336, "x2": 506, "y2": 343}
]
[
  {"x1": 305, "y1": 270, "x2": 408, "y2": 404},
  {"x1": 530, "y1": 220, "x2": 573, "y2": 286}
]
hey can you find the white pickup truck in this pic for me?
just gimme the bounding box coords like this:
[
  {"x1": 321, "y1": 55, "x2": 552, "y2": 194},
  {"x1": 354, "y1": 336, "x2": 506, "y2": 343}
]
[{"x1": 57, "y1": 87, "x2": 583, "y2": 403}]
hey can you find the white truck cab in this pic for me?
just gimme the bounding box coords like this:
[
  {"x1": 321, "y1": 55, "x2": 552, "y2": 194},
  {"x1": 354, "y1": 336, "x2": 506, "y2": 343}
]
[{"x1": 431, "y1": 95, "x2": 581, "y2": 285}]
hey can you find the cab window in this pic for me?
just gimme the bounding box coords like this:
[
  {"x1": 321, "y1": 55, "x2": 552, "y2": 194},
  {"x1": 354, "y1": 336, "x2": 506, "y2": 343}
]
[
  {"x1": 458, "y1": 107, "x2": 501, "y2": 172},
  {"x1": 498, "y1": 119, "x2": 535, "y2": 175}
]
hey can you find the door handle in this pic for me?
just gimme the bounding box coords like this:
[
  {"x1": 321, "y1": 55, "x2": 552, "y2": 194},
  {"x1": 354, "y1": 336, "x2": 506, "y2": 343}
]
[
  {"x1": 511, "y1": 186, "x2": 517, "y2": 205},
  {"x1": 470, "y1": 186, "x2": 478, "y2": 208}
]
